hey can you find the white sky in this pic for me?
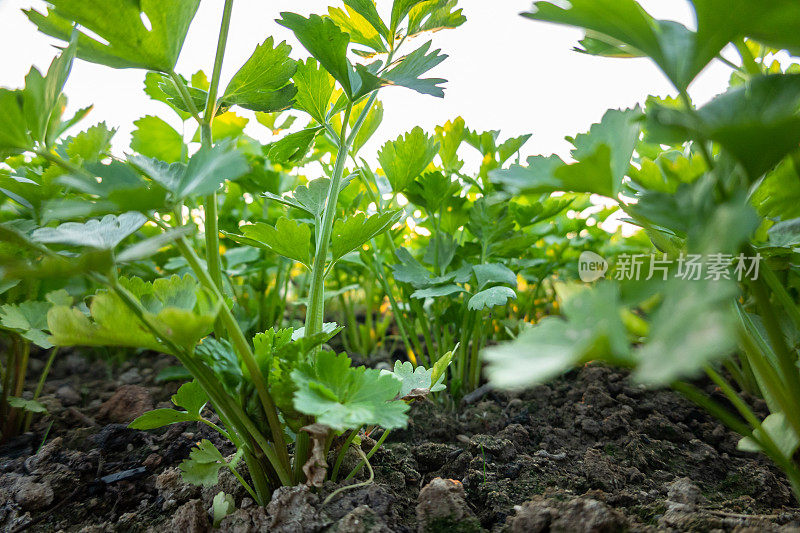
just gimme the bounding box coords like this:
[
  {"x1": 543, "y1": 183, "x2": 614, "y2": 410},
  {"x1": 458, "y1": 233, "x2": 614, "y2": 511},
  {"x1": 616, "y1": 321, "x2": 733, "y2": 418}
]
[{"x1": 0, "y1": 0, "x2": 735, "y2": 162}]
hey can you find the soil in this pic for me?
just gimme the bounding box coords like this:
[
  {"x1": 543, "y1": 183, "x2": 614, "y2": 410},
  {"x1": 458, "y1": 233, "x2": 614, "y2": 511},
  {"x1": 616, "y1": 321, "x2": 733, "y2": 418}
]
[{"x1": 2, "y1": 348, "x2": 800, "y2": 532}]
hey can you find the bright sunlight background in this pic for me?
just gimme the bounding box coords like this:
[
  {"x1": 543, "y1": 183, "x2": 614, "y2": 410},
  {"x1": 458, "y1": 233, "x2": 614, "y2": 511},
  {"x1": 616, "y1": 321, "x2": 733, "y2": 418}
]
[{"x1": 0, "y1": 0, "x2": 735, "y2": 163}]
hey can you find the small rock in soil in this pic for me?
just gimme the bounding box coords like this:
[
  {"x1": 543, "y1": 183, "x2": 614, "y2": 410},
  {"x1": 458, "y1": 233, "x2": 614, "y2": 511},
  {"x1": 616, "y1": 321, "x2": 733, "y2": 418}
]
[
  {"x1": 24, "y1": 437, "x2": 62, "y2": 473},
  {"x1": 413, "y1": 442, "x2": 460, "y2": 472},
  {"x1": 266, "y1": 485, "x2": 331, "y2": 533},
  {"x1": 156, "y1": 467, "x2": 201, "y2": 507},
  {"x1": 331, "y1": 505, "x2": 392, "y2": 533},
  {"x1": 13, "y1": 476, "x2": 54, "y2": 511},
  {"x1": 666, "y1": 477, "x2": 704, "y2": 511},
  {"x1": 118, "y1": 368, "x2": 143, "y2": 385},
  {"x1": 55, "y1": 385, "x2": 81, "y2": 406},
  {"x1": 509, "y1": 497, "x2": 625, "y2": 533},
  {"x1": 416, "y1": 477, "x2": 480, "y2": 533},
  {"x1": 468, "y1": 434, "x2": 516, "y2": 463},
  {"x1": 171, "y1": 499, "x2": 211, "y2": 533},
  {"x1": 218, "y1": 505, "x2": 270, "y2": 533},
  {"x1": 97, "y1": 385, "x2": 153, "y2": 423}
]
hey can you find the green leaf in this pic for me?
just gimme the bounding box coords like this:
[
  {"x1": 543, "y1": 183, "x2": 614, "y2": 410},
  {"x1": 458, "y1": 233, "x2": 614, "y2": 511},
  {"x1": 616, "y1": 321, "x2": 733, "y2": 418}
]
[
  {"x1": 26, "y1": 0, "x2": 201, "y2": 72},
  {"x1": 277, "y1": 13, "x2": 361, "y2": 99},
  {"x1": 390, "y1": 0, "x2": 428, "y2": 37},
  {"x1": 172, "y1": 380, "x2": 207, "y2": 417},
  {"x1": 222, "y1": 37, "x2": 297, "y2": 113},
  {"x1": 490, "y1": 108, "x2": 641, "y2": 198},
  {"x1": 523, "y1": 0, "x2": 721, "y2": 90},
  {"x1": 132, "y1": 144, "x2": 248, "y2": 201},
  {"x1": 0, "y1": 301, "x2": 53, "y2": 349},
  {"x1": 408, "y1": 0, "x2": 466, "y2": 36},
  {"x1": 212, "y1": 492, "x2": 236, "y2": 528},
  {"x1": 292, "y1": 351, "x2": 409, "y2": 431},
  {"x1": 293, "y1": 178, "x2": 335, "y2": 219},
  {"x1": 752, "y1": 159, "x2": 800, "y2": 220},
  {"x1": 435, "y1": 117, "x2": 466, "y2": 171},
  {"x1": 195, "y1": 338, "x2": 243, "y2": 395},
  {"x1": 430, "y1": 348, "x2": 454, "y2": 389},
  {"x1": 331, "y1": 211, "x2": 402, "y2": 263},
  {"x1": 228, "y1": 218, "x2": 313, "y2": 268},
  {"x1": 131, "y1": 116, "x2": 183, "y2": 163},
  {"x1": 253, "y1": 327, "x2": 304, "y2": 428},
  {"x1": 768, "y1": 218, "x2": 800, "y2": 248},
  {"x1": 348, "y1": 100, "x2": 384, "y2": 154},
  {"x1": 32, "y1": 212, "x2": 147, "y2": 249},
  {"x1": 391, "y1": 247, "x2": 435, "y2": 288},
  {"x1": 143, "y1": 72, "x2": 195, "y2": 120},
  {"x1": 0, "y1": 89, "x2": 31, "y2": 151},
  {"x1": 47, "y1": 275, "x2": 216, "y2": 354},
  {"x1": 383, "y1": 360, "x2": 435, "y2": 398},
  {"x1": 411, "y1": 284, "x2": 463, "y2": 299},
  {"x1": 264, "y1": 178, "x2": 351, "y2": 220},
  {"x1": 383, "y1": 41, "x2": 448, "y2": 97},
  {"x1": 738, "y1": 413, "x2": 800, "y2": 458},
  {"x1": 473, "y1": 263, "x2": 517, "y2": 290},
  {"x1": 180, "y1": 439, "x2": 225, "y2": 486},
  {"x1": 8, "y1": 397, "x2": 47, "y2": 414},
  {"x1": 649, "y1": 74, "x2": 800, "y2": 178},
  {"x1": 634, "y1": 279, "x2": 738, "y2": 384},
  {"x1": 183, "y1": 141, "x2": 248, "y2": 198},
  {"x1": 378, "y1": 127, "x2": 439, "y2": 193},
  {"x1": 292, "y1": 59, "x2": 335, "y2": 124},
  {"x1": 46, "y1": 290, "x2": 73, "y2": 307},
  {"x1": 329, "y1": 5, "x2": 387, "y2": 52},
  {"x1": 190, "y1": 112, "x2": 248, "y2": 142},
  {"x1": 65, "y1": 122, "x2": 116, "y2": 163},
  {"x1": 267, "y1": 127, "x2": 323, "y2": 164},
  {"x1": 21, "y1": 30, "x2": 78, "y2": 146},
  {"x1": 116, "y1": 225, "x2": 195, "y2": 263},
  {"x1": 468, "y1": 286, "x2": 516, "y2": 311},
  {"x1": 485, "y1": 283, "x2": 630, "y2": 389},
  {"x1": 128, "y1": 408, "x2": 196, "y2": 430},
  {"x1": 405, "y1": 172, "x2": 461, "y2": 214},
  {"x1": 343, "y1": 0, "x2": 390, "y2": 41}
]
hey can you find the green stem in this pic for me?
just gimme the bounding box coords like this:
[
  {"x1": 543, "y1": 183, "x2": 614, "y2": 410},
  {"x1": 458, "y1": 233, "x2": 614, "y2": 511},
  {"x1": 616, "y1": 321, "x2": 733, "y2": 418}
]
[
  {"x1": 200, "y1": 0, "x2": 235, "y2": 310},
  {"x1": 737, "y1": 320, "x2": 800, "y2": 440},
  {"x1": 324, "y1": 444, "x2": 375, "y2": 506},
  {"x1": 24, "y1": 347, "x2": 59, "y2": 432},
  {"x1": 243, "y1": 450, "x2": 272, "y2": 505},
  {"x1": 168, "y1": 71, "x2": 202, "y2": 123},
  {"x1": 678, "y1": 90, "x2": 715, "y2": 169},
  {"x1": 459, "y1": 310, "x2": 476, "y2": 386},
  {"x1": 703, "y1": 365, "x2": 800, "y2": 499},
  {"x1": 173, "y1": 236, "x2": 292, "y2": 477},
  {"x1": 295, "y1": 103, "x2": 355, "y2": 484},
  {"x1": 226, "y1": 451, "x2": 260, "y2": 503},
  {"x1": 304, "y1": 102, "x2": 354, "y2": 338},
  {"x1": 331, "y1": 428, "x2": 360, "y2": 482},
  {"x1": 469, "y1": 314, "x2": 485, "y2": 390},
  {"x1": 734, "y1": 38, "x2": 761, "y2": 76},
  {"x1": 760, "y1": 265, "x2": 800, "y2": 333},
  {"x1": 750, "y1": 277, "x2": 800, "y2": 403},
  {"x1": 345, "y1": 429, "x2": 389, "y2": 481}
]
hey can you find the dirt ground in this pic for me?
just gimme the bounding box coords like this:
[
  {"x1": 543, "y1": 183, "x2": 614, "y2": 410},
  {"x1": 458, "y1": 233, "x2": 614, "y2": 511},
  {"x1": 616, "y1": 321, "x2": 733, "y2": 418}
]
[{"x1": 2, "y1": 348, "x2": 799, "y2": 532}]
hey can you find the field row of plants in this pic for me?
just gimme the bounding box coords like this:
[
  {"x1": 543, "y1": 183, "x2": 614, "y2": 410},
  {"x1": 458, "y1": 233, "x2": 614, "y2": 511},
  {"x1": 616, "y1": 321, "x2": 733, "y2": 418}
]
[{"x1": 3, "y1": 0, "x2": 800, "y2": 530}]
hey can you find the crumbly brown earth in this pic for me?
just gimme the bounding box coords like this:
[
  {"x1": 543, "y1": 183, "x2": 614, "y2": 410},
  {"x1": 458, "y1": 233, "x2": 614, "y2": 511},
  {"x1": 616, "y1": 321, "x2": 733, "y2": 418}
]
[{"x1": 2, "y1": 348, "x2": 799, "y2": 532}]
